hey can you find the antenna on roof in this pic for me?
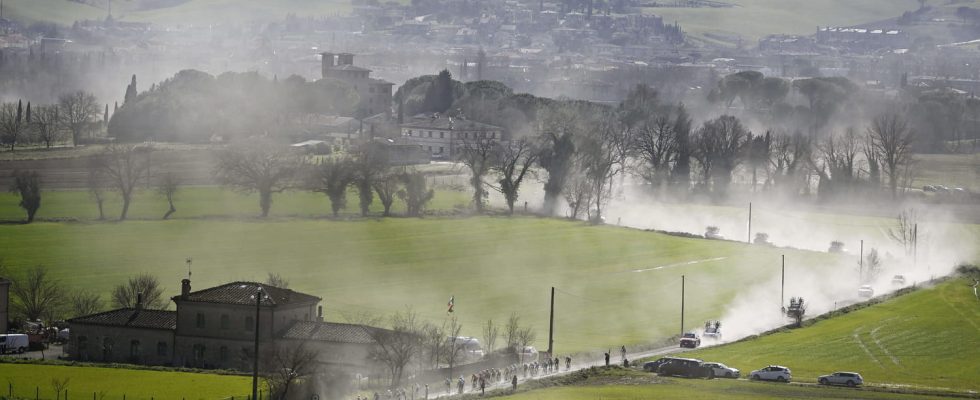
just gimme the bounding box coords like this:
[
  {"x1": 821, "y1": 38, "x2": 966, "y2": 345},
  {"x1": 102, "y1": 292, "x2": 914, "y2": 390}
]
[{"x1": 186, "y1": 257, "x2": 193, "y2": 279}]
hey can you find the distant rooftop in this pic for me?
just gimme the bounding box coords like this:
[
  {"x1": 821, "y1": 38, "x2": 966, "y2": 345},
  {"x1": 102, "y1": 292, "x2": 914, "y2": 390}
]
[
  {"x1": 280, "y1": 321, "x2": 379, "y2": 344},
  {"x1": 174, "y1": 281, "x2": 321, "y2": 306},
  {"x1": 68, "y1": 308, "x2": 177, "y2": 331}
]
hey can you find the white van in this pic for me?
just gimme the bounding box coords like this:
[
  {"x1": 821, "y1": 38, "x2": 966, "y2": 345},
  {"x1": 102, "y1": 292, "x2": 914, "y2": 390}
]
[{"x1": 0, "y1": 334, "x2": 30, "y2": 354}]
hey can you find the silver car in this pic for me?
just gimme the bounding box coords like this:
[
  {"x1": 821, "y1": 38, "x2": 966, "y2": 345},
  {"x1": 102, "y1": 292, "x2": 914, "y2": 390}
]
[
  {"x1": 818, "y1": 371, "x2": 863, "y2": 387},
  {"x1": 703, "y1": 362, "x2": 739, "y2": 378}
]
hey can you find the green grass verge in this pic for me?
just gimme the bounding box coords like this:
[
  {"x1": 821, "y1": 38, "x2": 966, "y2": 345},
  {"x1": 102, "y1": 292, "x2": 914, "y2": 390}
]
[
  {"x1": 0, "y1": 216, "x2": 836, "y2": 354},
  {"x1": 0, "y1": 363, "x2": 251, "y2": 400},
  {"x1": 0, "y1": 186, "x2": 471, "y2": 221},
  {"x1": 677, "y1": 278, "x2": 980, "y2": 392}
]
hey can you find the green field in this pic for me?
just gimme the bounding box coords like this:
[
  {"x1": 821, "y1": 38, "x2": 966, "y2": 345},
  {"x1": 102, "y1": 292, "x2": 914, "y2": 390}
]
[
  {"x1": 0, "y1": 213, "x2": 839, "y2": 354},
  {"x1": 647, "y1": 0, "x2": 928, "y2": 43},
  {"x1": 502, "y1": 376, "x2": 949, "y2": 400},
  {"x1": 912, "y1": 152, "x2": 980, "y2": 193},
  {"x1": 0, "y1": 363, "x2": 250, "y2": 400},
  {"x1": 0, "y1": 186, "x2": 471, "y2": 221},
  {"x1": 674, "y1": 278, "x2": 980, "y2": 392}
]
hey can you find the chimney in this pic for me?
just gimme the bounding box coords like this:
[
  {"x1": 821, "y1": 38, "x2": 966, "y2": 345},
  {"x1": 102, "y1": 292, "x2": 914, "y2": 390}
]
[
  {"x1": 181, "y1": 278, "x2": 191, "y2": 300},
  {"x1": 135, "y1": 292, "x2": 144, "y2": 311},
  {"x1": 317, "y1": 305, "x2": 323, "y2": 322}
]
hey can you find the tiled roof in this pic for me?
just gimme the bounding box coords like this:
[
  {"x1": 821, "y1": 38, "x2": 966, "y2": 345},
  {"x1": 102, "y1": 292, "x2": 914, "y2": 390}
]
[
  {"x1": 174, "y1": 282, "x2": 321, "y2": 306},
  {"x1": 279, "y1": 321, "x2": 378, "y2": 344},
  {"x1": 328, "y1": 64, "x2": 372, "y2": 72},
  {"x1": 68, "y1": 308, "x2": 176, "y2": 330}
]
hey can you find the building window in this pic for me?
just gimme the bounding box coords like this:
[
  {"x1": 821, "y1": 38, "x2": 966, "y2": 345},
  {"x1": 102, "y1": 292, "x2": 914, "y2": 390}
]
[
  {"x1": 369, "y1": 87, "x2": 375, "y2": 93},
  {"x1": 129, "y1": 340, "x2": 141, "y2": 358},
  {"x1": 428, "y1": 146, "x2": 432, "y2": 152},
  {"x1": 220, "y1": 314, "x2": 230, "y2": 330},
  {"x1": 490, "y1": 132, "x2": 495, "y2": 139},
  {"x1": 219, "y1": 346, "x2": 229, "y2": 363},
  {"x1": 193, "y1": 344, "x2": 206, "y2": 364},
  {"x1": 440, "y1": 132, "x2": 444, "y2": 138},
  {"x1": 77, "y1": 336, "x2": 88, "y2": 351},
  {"x1": 245, "y1": 316, "x2": 254, "y2": 331},
  {"x1": 195, "y1": 313, "x2": 205, "y2": 329},
  {"x1": 407, "y1": 130, "x2": 413, "y2": 136},
  {"x1": 439, "y1": 147, "x2": 444, "y2": 154},
  {"x1": 157, "y1": 341, "x2": 168, "y2": 357},
  {"x1": 102, "y1": 338, "x2": 114, "y2": 359},
  {"x1": 428, "y1": 131, "x2": 432, "y2": 138}
]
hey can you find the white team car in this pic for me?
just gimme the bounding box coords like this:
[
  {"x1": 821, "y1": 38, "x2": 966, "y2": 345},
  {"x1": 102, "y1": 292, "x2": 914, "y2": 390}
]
[
  {"x1": 702, "y1": 362, "x2": 739, "y2": 378},
  {"x1": 750, "y1": 365, "x2": 792, "y2": 382},
  {"x1": 818, "y1": 371, "x2": 864, "y2": 387},
  {"x1": 858, "y1": 285, "x2": 874, "y2": 298}
]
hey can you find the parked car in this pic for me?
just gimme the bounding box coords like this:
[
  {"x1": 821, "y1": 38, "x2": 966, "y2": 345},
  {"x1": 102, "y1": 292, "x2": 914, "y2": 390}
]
[
  {"x1": 858, "y1": 285, "x2": 874, "y2": 298},
  {"x1": 828, "y1": 241, "x2": 847, "y2": 253},
  {"x1": 657, "y1": 357, "x2": 708, "y2": 378},
  {"x1": 891, "y1": 275, "x2": 906, "y2": 286},
  {"x1": 703, "y1": 362, "x2": 739, "y2": 378},
  {"x1": 679, "y1": 332, "x2": 701, "y2": 348},
  {"x1": 922, "y1": 185, "x2": 936, "y2": 192},
  {"x1": 750, "y1": 365, "x2": 792, "y2": 382},
  {"x1": 0, "y1": 334, "x2": 30, "y2": 354},
  {"x1": 517, "y1": 345, "x2": 538, "y2": 362},
  {"x1": 818, "y1": 371, "x2": 863, "y2": 387},
  {"x1": 643, "y1": 357, "x2": 679, "y2": 372}
]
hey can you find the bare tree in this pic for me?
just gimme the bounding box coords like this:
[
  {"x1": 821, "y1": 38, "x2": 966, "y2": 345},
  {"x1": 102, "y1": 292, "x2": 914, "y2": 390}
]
[
  {"x1": 213, "y1": 139, "x2": 302, "y2": 217},
  {"x1": 262, "y1": 342, "x2": 320, "y2": 400},
  {"x1": 420, "y1": 321, "x2": 446, "y2": 370},
  {"x1": 816, "y1": 128, "x2": 858, "y2": 197},
  {"x1": 863, "y1": 248, "x2": 883, "y2": 283},
  {"x1": 862, "y1": 133, "x2": 881, "y2": 189},
  {"x1": 504, "y1": 312, "x2": 520, "y2": 349},
  {"x1": 632, "y1": 114, "x2": 677, "y2": 189},
  {"x1": 157, "y1": 172, "x2": 179, "y2": 220},
  {"x1": 310, "y1": 157, "x2": 354, "y2": 217},
  {"x1": 397, "y1": 171, "x2": 434, "y2": 217},
  {"x1": 580, "y1": 113, "x2": 631, "y2": 222},
  {"x1": 86, "y1": 157, "x2": 108, "y2": 220},
  {"x1": 9, "y1": 170, "x2": 42, "y2": 223},
  {"x1": 369, "y1": 309, "x2": 422, "y2": 388},
  {"x1": 868, "y1": 113, "x2": 915, "y2": 198},
  {"x1": 536, "y1": 105, "x2": 579, "y2": 216},
  {"x1": 515, "y1": 326, "x2": 537, "y2": 363},
  {"x1": 95, "y1": 144, "x2": 152, "y2": 220},
  {"x1": 492, "y1": 138, "x2": 538, "y2": 214},
  {"x1": 458, "y1": 135, "x2": 498, "y2": 212},
  {"x1": 481, "y1": 319, "x2": 499, "y2": 357},
  {"x1": 12, "y1": 266, "x2": 64, "y2": 322},
  {"x1": 692, "y1": 115, "x2": 748, "y2": 195},
  {"x1": 888, "y1": 208, "x2": 918, "y2": 256},
  {"x1": 351, "y1": 143, "x2": 389, "y2": 216},
  {"x1": 373, "y1": 170, "x2": 401, "y2": 217},
  {"x1": 562, "y1": 169, "x2": 592, "y2": 220},
  {"x1": 68, "y1": 289, "x2": 104, "y2": 317},
  {"x1": 265, "y1": 272, "x2": 290, "y2": 289},
  {"x1": 50, "y1": 378, "x2": 70, "y2": 400},
  {"x1": 444, "y1": 316, "x2": 465, "y2": 381},
  {"x1": 32, "y1": 105, "x2": 64, "y2": 149},
  {"x1": 0, "y1": 102, "x2": 24, "y2": 151},
  {"x1": 111, "y1": 273, "x2": 166, "y2": 309},
  {"x1": 58, "y1": 91, "x2": 99, "y2": 147}
]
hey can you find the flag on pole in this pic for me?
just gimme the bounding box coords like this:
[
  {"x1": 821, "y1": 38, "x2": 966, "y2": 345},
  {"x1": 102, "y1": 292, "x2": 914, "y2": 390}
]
[{"x1": 447, "y1": 296, "x2": 455, "y2": 313}]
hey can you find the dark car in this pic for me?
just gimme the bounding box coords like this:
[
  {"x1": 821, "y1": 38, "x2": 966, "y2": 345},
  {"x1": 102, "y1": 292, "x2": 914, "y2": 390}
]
[
  {"x1": 657, "y1": 357, "x2": 709, "y2": 378},
  {"x1": 643, "y1": 357, "x2": 678, "y2": 372}
]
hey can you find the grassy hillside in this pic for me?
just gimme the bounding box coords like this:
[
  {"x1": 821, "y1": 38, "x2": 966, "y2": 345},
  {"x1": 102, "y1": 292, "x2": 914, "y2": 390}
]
[
  {"x1": 679, "y1": 278, "x2": 980, "y2": 391},
  {"x1": 0, "y1": 363, "x2": 251, "y2": 399},
  {"x1": 0, "y1": 216, "x2": 837, "y2": 354},
  {"x1": 646, "y1": 0, "x2": 923, "y2": 43}
]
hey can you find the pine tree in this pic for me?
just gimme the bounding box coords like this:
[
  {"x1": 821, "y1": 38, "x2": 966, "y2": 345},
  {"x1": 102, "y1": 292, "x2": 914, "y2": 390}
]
[
  {"x1": 104, "y1": 104, "x2": 109, "y2": 125},
  {"x1": 124, "y1": 74, "x2": 137, "y2": 104}
]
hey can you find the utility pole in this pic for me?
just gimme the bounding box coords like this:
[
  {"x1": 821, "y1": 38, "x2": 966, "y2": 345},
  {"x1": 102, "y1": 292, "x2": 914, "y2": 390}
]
[
  {"x1": 780, "y1": 255, "x2": 785, "y2": 310},
  {"x1": 547, "y1": 287, "x2": 554, "y2": 357},
  {"x1": 747, "y1": 202, "x2": 752, "y2": 244},
  {"x1": 859, "y1": 240, "x2": 864, "y2": 283},
  {"x1": 913, "y1": 223, "x2": 918, "y2": 269},
  {"x1": 680, "y1": 275, "x2": 685, "y2": 336},
  {"x1": 252, "y1": 287, "x2": 263, "y2": 400}
]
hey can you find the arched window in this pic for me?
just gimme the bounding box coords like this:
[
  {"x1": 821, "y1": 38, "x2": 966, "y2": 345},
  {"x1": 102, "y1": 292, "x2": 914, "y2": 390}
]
[{"x1": 193, "y1": 344, "x2": 206, "y2": 365}]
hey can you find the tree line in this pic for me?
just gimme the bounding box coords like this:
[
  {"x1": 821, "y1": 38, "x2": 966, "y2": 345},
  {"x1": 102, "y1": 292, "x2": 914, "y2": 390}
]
[{"x1": 0, "y1": 92, "x2": 105, "y2": 150}]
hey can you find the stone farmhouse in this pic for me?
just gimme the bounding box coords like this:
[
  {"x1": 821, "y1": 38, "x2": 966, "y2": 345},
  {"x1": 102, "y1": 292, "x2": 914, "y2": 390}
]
[
  {"x1": 321, "y1": 52, "x2": 394, "y2": 117},
  {"x1": 399, "y1": 114, "x2": 505, "y2": 159},
  {"x1": 67, "y1": 280, "x2": 382, "y2": 373}
]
